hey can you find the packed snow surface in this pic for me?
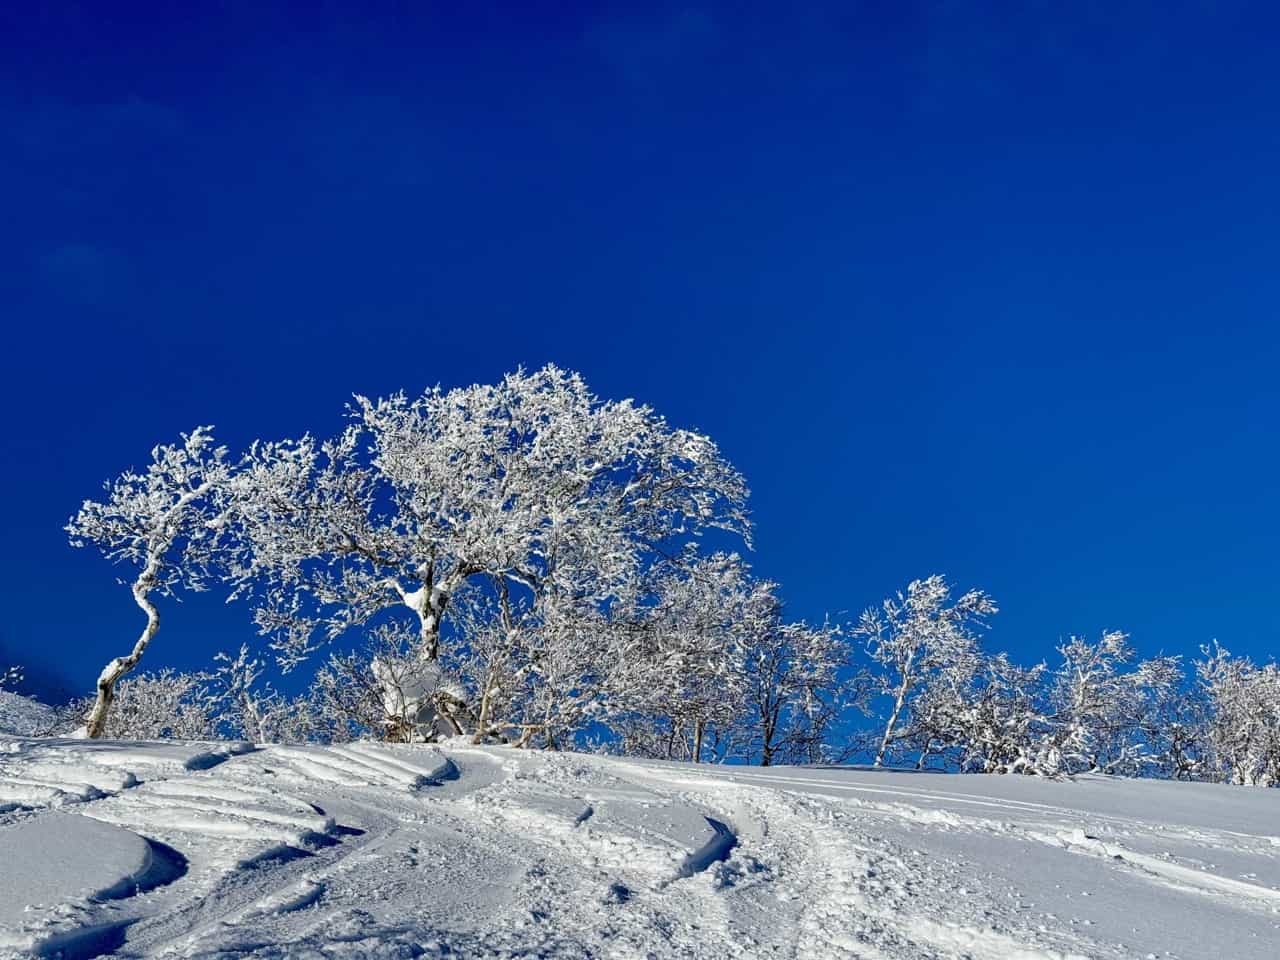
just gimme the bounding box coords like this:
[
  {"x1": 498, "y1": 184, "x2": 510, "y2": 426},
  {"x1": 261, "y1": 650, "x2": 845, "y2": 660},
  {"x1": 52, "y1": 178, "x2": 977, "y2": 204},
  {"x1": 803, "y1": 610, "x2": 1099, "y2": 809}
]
[{"x1": 0, "y1": 736, "x2": 1277, "y2": 959}]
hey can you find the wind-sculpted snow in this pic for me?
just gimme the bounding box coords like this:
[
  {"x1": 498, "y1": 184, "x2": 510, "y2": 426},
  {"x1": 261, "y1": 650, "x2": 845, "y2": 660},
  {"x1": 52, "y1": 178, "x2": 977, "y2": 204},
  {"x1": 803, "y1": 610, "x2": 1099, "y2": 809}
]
[
  {"x1": 0, "y1": 813, "x2": 188, "y2": 957},
  {"x1": 1, "y1": 740, "x2": 1278, "y2": 958}
]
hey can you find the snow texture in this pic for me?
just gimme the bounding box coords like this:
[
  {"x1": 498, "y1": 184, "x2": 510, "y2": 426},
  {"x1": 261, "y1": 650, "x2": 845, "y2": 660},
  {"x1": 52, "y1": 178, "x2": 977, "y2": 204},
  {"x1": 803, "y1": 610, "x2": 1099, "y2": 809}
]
[{"x1": 1, "y1": 735, "x2": 1278, "y2": 958}]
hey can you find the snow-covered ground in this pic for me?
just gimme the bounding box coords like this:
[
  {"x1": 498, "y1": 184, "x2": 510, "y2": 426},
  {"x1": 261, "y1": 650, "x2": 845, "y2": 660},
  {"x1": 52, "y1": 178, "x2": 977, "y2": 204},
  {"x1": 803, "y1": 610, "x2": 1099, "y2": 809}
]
[{"x1": 0, "y1": 736, "x2": 1276, "y2": 959}]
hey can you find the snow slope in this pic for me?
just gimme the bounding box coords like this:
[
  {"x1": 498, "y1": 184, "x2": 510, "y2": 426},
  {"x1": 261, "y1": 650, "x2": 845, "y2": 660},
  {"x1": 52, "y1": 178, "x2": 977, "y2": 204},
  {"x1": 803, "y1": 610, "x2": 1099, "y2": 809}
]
[{"x1": 0, "y1": 736, "x2": 1276, "y2": 959}]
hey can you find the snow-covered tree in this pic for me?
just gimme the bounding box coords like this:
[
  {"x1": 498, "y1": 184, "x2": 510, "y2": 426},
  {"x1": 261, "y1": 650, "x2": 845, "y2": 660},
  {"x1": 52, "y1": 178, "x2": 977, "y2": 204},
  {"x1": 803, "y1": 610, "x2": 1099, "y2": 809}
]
[
  {"x1": 0, "y1": 690, "x2": 56, "y2": 737},
  {"x1": 207, "y1": 643, "x2": 330, "y2": 744},
  {"x1": 1121, "y1": 654, "x2": 1188, "y2": 775},
  {"x1": 449, "y1": 580, "x2": 631, "y2": 750},
  {"x1": 898, "y1": 644, "x2": 984, "y2": 769},
  {"x1": 1197, "y1": 643, "x2": 1280, "y2": 786},
  {"x1": 918, "y1": 652, "x2": 1052, "y2": 774},
  {"x1": 67, "y1": 427, "x2": 236, "y2": 738},
  {"x1": 230, "y1": 366, "x2": 750, "y2": 738},
  {"x1": 613, "y1": 554, "x2": 758, "y2": 762},
  {"x1": 1140, "y1": 658, "x2": 1208, "y2": 781},
  {"x1": 209, "y1": 644, "x2": 273, "y2": 742},
  {"x1": 506, "y1": 597, "x2": 625, "y2": 749},
  {"x1": 1039, "y1": 632, "x2": 1180, "y2": 776},
  {"x1": 742, "y1": 600, "x2": 847, "y2": 766},
  {"x1": 856, "y1": 574, "x2": 998, "y2": 767}
]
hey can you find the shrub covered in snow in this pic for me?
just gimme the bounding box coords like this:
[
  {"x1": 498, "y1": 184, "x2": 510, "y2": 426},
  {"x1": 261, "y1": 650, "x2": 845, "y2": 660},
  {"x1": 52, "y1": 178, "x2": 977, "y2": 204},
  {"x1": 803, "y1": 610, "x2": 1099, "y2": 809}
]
[{"x1": 0, "y1": 691, "x2": 56, "y2": 736}]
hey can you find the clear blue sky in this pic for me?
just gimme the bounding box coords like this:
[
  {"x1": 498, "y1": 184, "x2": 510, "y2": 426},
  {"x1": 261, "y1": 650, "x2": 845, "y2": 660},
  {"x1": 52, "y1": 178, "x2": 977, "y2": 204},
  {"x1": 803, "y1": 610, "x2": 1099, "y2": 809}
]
[{"x1": 2, "y1": 3, "x2": 1278, "y2": 699}]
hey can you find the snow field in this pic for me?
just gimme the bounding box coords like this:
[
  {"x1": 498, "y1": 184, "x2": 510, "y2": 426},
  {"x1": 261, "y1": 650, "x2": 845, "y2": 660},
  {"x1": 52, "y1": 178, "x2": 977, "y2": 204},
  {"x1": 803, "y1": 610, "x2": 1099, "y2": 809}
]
[{"x1": 1, "y1": 736, "x2": 1278, "y2": 958}]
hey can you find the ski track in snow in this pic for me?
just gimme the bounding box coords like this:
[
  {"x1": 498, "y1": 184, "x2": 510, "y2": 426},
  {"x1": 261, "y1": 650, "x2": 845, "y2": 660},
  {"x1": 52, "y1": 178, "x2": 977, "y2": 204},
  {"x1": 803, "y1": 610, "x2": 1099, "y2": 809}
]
[{"x1": 1, "y1": 737, "x2": 1278, "y2": 959}]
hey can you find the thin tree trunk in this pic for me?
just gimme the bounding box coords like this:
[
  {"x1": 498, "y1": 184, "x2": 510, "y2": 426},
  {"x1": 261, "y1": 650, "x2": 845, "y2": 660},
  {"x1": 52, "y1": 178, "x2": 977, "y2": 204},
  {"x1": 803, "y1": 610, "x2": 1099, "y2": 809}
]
[
  {"x1": 86, "y1": 571, "x2": 159, "y2": 739},
  {"x1": 693, "y1": 720, "x2": 705, "y2": 764},
  {"x1": 875, "y1": 683, "x2": 909, "y2": 768},
  {"x1": 475, "y1": 580, "x2": 515, "y2": 744},
  {"x1": 419, "y1": 595, "x2": 445, "y2": 661},
  {"x1": 760, "y1": 698, "x2": 781, "y2": 766},
  {"x1": 512, "y1": 725, "x2": 540, "y2": 749},
  {"x1": 915, "y1": 739, "x2": 933, "y2": 770},
  {"x1": 473, "y1": 672, "x2": 495, "y2": 745},
  {"x1": 875, "y1": 646, "x2": 920, "y2": 768}
]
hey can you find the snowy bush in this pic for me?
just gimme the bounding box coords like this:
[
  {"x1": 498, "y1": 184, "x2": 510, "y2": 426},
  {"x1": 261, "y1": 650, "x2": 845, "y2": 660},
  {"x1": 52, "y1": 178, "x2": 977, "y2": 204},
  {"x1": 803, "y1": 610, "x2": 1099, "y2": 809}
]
[
  {"x1": 64, "y1": 670, "x2": 221, "y2": 741},
  {"x1": 0, "y1": 691, "x2": 57, "y2": 736},
  {"x1": 1034, "y1": 633, "x2": 1183, "y2": 776}
]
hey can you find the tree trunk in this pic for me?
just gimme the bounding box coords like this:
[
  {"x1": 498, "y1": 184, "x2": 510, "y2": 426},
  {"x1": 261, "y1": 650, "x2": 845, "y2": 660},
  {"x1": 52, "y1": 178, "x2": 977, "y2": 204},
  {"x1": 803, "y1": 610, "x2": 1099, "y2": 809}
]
[
  {"x1": 759, "y1": 698, "x2": 780, "y2": 766},
  {"x1": 915, "y1": 739, "x2": 933, "y2": 770},
  {"x1": 473, "y1": 673, "x2": 494, "y2": 745},
  {"x1": 86, "y1": 575, "x2": 159, "y2": 739},
  {"x1": 693, "y1": 720, "x2": 705, "y2": 763},
  {"x1": 419, "y1": 597, "x2": 444, "y2": 661},
  {"x1": 875, "y1": 649, "x2": 917, "y2": 768},
  {"x1": 512, "y1": 725, "x2": 540, "y2": 749},
  {"x1": 875, "y1": 683, "x2": 909, "y2": 767}
]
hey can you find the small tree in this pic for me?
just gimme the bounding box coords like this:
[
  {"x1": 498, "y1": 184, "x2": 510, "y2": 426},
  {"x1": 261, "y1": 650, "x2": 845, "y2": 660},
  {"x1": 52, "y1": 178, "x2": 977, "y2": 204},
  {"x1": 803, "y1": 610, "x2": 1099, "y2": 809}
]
[
  {"x1": 744, "y1": 607, "x2": 847, "y2": 766},
  {"x1": 857, "y1": 574, "x2": 997, "y2": 767},
  {"x1": 939, "y1": 653, "x2": 1050, "y2": 775},
  {"x1": 615, "y1": 554, "x2": 756, "y2": 762},
  {"x1": 67, "y1": 427, "x2": 235, "y2": 738},
  {"x1": 1141, "y1": 658, "x2": 1208, "y2": 781},
  {"x1": 208, "y1": 643, "x2": 328, "y2": 744},
  {"x1": 1040, "y1": 631, "x2": 1180, "y2": 775},
  {"x1": 1197, "y1": 643, "x2": 1280, "y2": 786}
]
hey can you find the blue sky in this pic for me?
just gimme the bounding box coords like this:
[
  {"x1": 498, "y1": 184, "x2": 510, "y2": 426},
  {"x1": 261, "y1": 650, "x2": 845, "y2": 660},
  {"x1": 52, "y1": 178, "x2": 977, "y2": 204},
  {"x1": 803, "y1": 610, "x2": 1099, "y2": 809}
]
[{"x1": 2, "y1": 2, "x2": 1278, "y2": 698}]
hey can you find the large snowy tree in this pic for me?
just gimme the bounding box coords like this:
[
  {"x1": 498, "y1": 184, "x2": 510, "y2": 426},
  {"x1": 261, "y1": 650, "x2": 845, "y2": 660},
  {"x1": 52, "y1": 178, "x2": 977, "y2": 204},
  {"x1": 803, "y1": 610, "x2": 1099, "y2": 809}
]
[
  {"x1": 230, "y1": 366, "x2": 751, "y2": 738},
  {"x1": 908, "y1": 651, "x2": 1051, "y2": 774}
]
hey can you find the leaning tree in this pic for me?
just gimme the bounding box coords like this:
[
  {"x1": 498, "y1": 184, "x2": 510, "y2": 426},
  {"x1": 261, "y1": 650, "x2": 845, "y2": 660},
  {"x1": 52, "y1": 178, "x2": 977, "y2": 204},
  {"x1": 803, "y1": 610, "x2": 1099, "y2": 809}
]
[
  {"x1": 67, "y1": 426, "x2": 235, "y2": 738},
  {"x1": 856, "y1": 574, "x2": 998, "y2": 768}
]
